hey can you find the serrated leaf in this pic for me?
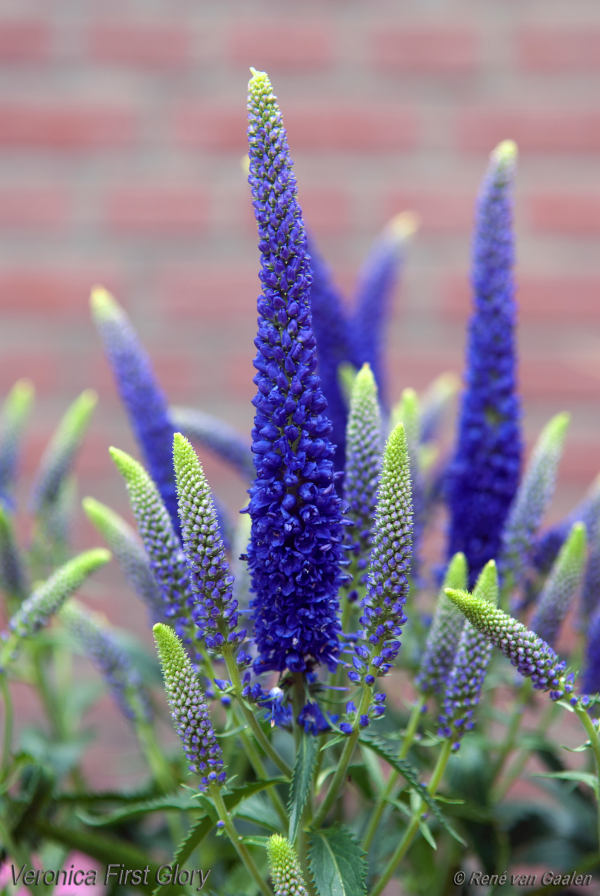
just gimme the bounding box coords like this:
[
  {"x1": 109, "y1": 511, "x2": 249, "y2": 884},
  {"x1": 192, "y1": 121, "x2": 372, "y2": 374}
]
[
  {"x1": 308, "y1": 826, "x2": 367, "y2": 896},
  {"x1": 359, "y1": 732, "x2": 465, "y2": 845},
  {"x1": 288, "y1": 733, "x2": 318, "y2": 844},
  {"x1": 77, "y1": 791, "x2": 200, "y2": 827}
]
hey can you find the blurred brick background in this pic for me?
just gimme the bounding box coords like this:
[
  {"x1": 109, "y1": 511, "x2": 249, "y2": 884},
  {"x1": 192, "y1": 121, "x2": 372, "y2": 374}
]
[{"x1": 1, "y1": 0, "x2": 600, "y2": 789}]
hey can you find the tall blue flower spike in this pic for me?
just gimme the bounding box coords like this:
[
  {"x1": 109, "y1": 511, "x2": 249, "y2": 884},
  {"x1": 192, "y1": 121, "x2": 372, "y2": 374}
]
[
  {"x1": 30, "y1": 390, "x2": 97, "y2": 513},
  {"x1": 350, "y1": 423, "x2": 412, "y2": 685},
  {"x1": 498, "y1": 412, "x2": 569, "y2": 606},
  {"x1": 61, "y1": 601, "x2": 152, "y2": 723},
  {"x1": 582, "y1": 504, "x2": 600, "y2": 623},
  {"x1": 109, "y1": 447, "x2": 196, "y2": 652},
  {"x1": 446, "y1": 585, "x2": 577, "y2": 704},
  {"x1": 91, "y1": 287, "x2": 181, "y2": 539},
  {"x1": 246, "y1": 69, "x2": 345, "y2": 674},
  {"x1": 342, "y1": 364, "x2": 382, "y2": 603},
  {"x1": 350, "y1": 213, "x2": 417, "y2": 412},
  {"x1": 416, "y1": 552, "x2": 467, "y2": 697},
  {"x1": 153, "y1": 623, "x2": 226, "y2": 790},
  {"x1": 307, "y1": 235, "x2": 354, "y2": 471},
  {"x1": 171, "y1": 405, "x2": 254, "y2": 481},
  {"x1": 83, "y1": 497, "x2": 164, "y2": 623},
  {"x1": 582, "y1": 606, "x2": 600, "y2": 695},
  {"x1": 173, "y1": 433, "x2": 243, "y2": 652},
  {"x1": 446, "y1": 140, "x2": 521, "y2": 586},
  {"x1": 530, "y1": 522, "x2": 586, "y2": 648},
  {"x1": 438, "y1": 560, "x2": 498, "y2": 751},
  {"x1": 0, "y1": 380, "x2": 33, "y2": 510}
]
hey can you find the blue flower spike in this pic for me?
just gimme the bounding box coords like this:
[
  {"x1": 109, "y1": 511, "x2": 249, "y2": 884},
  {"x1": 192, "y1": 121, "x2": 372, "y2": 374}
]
[
  {"x1": 267, "y1": 835, "x2": 309, "y2": 896},
  {"x1": 530, "y1": 521, "x2": 586, "y2": 648},
  {"x1": 438, "y1": 560, "x2": 498, "y2": 751},
  {"x1": 91, "y1": 287, "x2": 181, "y2": 537},
  {"x1": 0, "y1": 504, "x2": 28, "y2": 602},
  {"x1": 351, "y1": 212, "x2": 418, "y2": 411},
  {"x1": 445, "y1": 586, "x2": 577, "y2": 704},
  {"x1": 0, "y1": 379, "x2": 34, "y2": 510},
  {"x1": 153, "y1": 623, "x2": 226, "y2": 790},
  {"x1": 446, "y1": 139, "x2": 521, "y2": 586},
  {"x1": 416, "y1": 552, "x2": 467, "y2": 698},
  {"x1": 343, "y1": 364, "x2": 383, "y2": 603},
  {"x1": 246, "y1": 68, "x2": 345, "y2": 675},
  {"x1": 173, "y1": 432, "x2": 241, "y2": 653},
  {"x1": 582, "y1": 607, "x2": 600, "y2": 695},
  {"x1": 498, "y1": 412, "x2": 570, "y2": 605},
  {"x1": 351, "y1": 423, "x2": 413, "y2": 688}
]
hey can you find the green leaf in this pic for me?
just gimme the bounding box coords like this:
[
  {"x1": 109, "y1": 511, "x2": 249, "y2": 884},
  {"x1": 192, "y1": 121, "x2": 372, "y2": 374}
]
[
  {"x1": 288, "y1": 732, "x2": 318, "y2": 844},
  {"x1": 359, "y1": 732, "x2": 465, "y2": 845},
  {"x1": 535, "y1": 770, "x2": 599, "y2": 792},
  {"x1": 308, "y1": 826, "x2": 367, "y2": 896},
  {"x1": 76, "y1": 791, "x2": 201, "y2": 827},
  {"x1": 235, "y1": 793, "x2": 281, "y2": 832}
]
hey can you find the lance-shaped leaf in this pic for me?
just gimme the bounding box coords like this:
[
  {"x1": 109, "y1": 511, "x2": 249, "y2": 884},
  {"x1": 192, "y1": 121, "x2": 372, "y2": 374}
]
[
  {"x1": 350, "y1": 213, "x2": 416, "y2": 411},
  {"x1": 268, "y1": 835, "x2": 310, "y2": 896},
  {"x1": 350, "y1": 424, "x2": 412, "y2": 687},
  {"x1": 91, "y1": 287, "x2": 181, "y2": 538},
  {"x1": 246, "y1": 68, "x2": 345, "y2": 675},
  {"x1": 0, "y1": 504, "x2": 28, "y2": 601},
  {"x1": 416, "y1": 552, "x2": 467, "y2": 697},
  {"x1": 61, "y1": 600, "x2": 152, "y2": 723},
  {"x1": 171, "y1": 405, "x2": 254, "y2": 481},
  {"x1": 446, "y1": 140, "x2": 522, "y2": 586},
  {"x1": 153, "y1": 623, "x2": 226, "y2": 790},
  {"x1": 445, "y1": 586, "x2": 577, "y2": 703},
  {"x1": 530, "y1": 522, "x2": 587, "y2": 647},
  {"x1": 307, "y1": 234, "x2": 354, "y2": 471},
  {"x1": 1, "y1": 548, "x2": 110, "y2": 666},
  {"x1": 109, "y1": 447, "x2": 194, "y2": 650},
  {"x1": 498, "y1": 412, "x2": 569, "y2": 604},
  {"x1": 0, "y1": 379, "x2": 33, "y2": 509},
  {"x1": 309, "y1": 826, "x2": 367, "y2": 896},
  {"x1": 83, "y1": 497, "x2": 163, "y2": 622},
  {"x1": 342, "y1": 364, "x2": 382, "y2": 601},
  {"x1": 30, "y1": 390, "x2": 96, "y2": 513},
  {"x1": 392, "y1": 387, "x2": 424, "y2": 579},
  {"x1": 438, "y1": 560, "x2": 498, "y2": 751},
  {"x1": 173, "y1": 433, "x2": 241, "y2": 652}
]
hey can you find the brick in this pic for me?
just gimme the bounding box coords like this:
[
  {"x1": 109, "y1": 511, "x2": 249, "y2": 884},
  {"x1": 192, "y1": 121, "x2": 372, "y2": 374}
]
[
  {"x1": 443, "y1": 273, "x2": 600, "y2": 321},
  {"x1": 0, "y1": 353, "x2": 59, "y2": 397},
  {"x1": 382, "y1": 189, "x2": 475, "y2": 234},
  {"x1": 88, "y1": 22, "x2": 192, "y2": 68},
  {"x1": 527, "y1": 193, "x2": 600, "y2": 234},
  {"x1": 517, "y1": 27, "x2": 600, "y2": 72},
  {"x1": 0, "y1": 20, "x2": 50, "y2": 62},
  {"x1": 175, "y1": 101, "x2": 418, "y2": 152},
  {"x1": 159, "y1": 265, "x2": 259, "y2": 320},
  {"x1": 0, "y1": 104, "x2": 137, "y2": 150},
  {"x1": 456, "y1": 107, "x2": 600, "y2": 153},
  {"x1": 0, "y1": 267, "x2": 122, "y2": 313},
  {"x1": 371, "y1": 26, "x2": 479, "y2": 75},
  {"x1": 104, "y1": 186, "x2": 209, "y2": 235},
  {"x1": 0, "y1": 186, "x2": 69, "y2": 229},
  {"x1": 228, "y1": 22, "x2": 335, "y2": 70}
]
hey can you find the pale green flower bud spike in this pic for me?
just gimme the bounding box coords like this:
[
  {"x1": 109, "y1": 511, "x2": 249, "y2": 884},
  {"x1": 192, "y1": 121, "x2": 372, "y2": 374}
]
[
  {"x1": 530, "y1": 521, "x2": 587, "y2": 647},
  {"x1": 0, "y1": 504, "x2": 28, "y2": 603},
  {"x1": 0, "y1": 379, "x2": 34, "y2": 504},
  {"x1": 267, "y1": 835, "x2": 310, "y2": 896}
]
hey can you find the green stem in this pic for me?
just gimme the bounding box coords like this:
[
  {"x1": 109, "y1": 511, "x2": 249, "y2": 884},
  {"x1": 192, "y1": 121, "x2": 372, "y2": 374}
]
[
  {"x1": 222, "y1": 647, "x2": 291, "y2": 777},
  {"x1": 574, "y1": 704, "x2": 600, "y2": 851},
  {"x1": 313, "y1": 686, "x2": 372, "y2": 828},
  {"x1": 490, "y1": 678, "x2": 533, "y2": 783},
  {"x1": 211, "y1": 784, "x2": 272, "y2": 896},
  {"x1": 362, "y1": 694, "x2": 425, "y2": 850},
  {"x1": 493, "y1": 699, "x2": 557, "y2": 802},
  {"x1": 0, "y1": 674, "x2": 13, "y2": 778},
  {"x1": 238, "y1": 726, "x2": 289, "y2": 829},
  {"x1": 371, "y1": 739, "x2": 453, "y2": 896}
]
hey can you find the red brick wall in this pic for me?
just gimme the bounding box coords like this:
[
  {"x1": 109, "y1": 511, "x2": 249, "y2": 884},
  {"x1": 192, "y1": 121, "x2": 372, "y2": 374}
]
[{"x1": 2, "y1": 1, "x2": 600, "y2": 548}]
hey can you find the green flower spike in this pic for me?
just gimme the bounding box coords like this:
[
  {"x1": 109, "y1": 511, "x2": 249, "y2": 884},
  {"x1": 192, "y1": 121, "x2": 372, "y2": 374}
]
[
  {"x1": 1, "y1": 548, "x2": 110, "y2": 667},
  {"x1": 267, "y1": 835, "x2": 309, "y2": 896},
  {"x1": 416, "y1": 552, "x2": 467, "y2": 697},
  {"x1": 0, "y1": 504, "x2": 28, "y2": 601},
  {"x1": 0, "y1": 379, "x2": 34, "y2": 507},
  {"x1": 530, "y1": 521, "x2": 587, "y2": 647}
]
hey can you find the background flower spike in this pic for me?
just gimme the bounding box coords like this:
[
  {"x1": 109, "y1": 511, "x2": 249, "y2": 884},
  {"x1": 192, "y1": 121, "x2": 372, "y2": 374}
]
[
  {"x1": 83, "y1": 496, "x2": 164, "y2": 622},
  {"x1": 530, "y1": 521, "x2": 587, "y2": 647},
  {"x1": 446, "y1": 140, "x2": 521, "y2": 587},
  {"x1": 171, "y1": 405, "x2": 254, "y2": 481},
  {"x1": 267, "y1": 835, "x2": 309, "y2": 896},
  {"x1": 91, "y1": 286, "x2": 181, "y2": 538},
  {"x1": 173, "y1": 433, "x2": 241, "y2": 652},
  {"x1": 438, "y1": 560, "x2": 498, "y2": 750},
  {"x1": 0, "y1": 379, "x2": 34, "y2": 510},
  {"x1": 0, "y1": 504, "x2": 28, "y2": 603},
  {"x1": 153, "y1": 623, "x2": 225, "y2": 790},
  {"x1": 30, "y1": 389, "x2": 96, "y2": 514},
  {"x1": 498, "y1": 411, "x2": 570, "y2": 607},
  {"x1": 391, "y1": 388, "x2": 424, "y2": 579},
  {"x1": 416, "y1": 552, "x2": 467, "y2": 697},
  {"x1": 246, "y1": 68, "x2": 345, "y2": 674}
]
